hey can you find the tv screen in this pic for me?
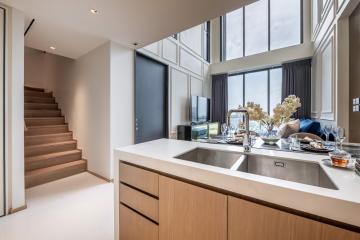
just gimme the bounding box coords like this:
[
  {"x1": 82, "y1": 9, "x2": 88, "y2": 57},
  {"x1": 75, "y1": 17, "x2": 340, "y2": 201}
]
[{"x1": 191, "y1": 96, "x2": 210, "y2": 123}]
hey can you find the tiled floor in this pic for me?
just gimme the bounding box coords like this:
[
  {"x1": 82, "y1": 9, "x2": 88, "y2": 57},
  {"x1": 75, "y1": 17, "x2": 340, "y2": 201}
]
[{"x1": 0, "y1": 172, "x2": 114, "y2": 240}]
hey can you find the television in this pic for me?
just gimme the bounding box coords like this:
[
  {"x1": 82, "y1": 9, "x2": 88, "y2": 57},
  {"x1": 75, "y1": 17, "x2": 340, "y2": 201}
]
[{"x1": 191, "y1": 96, "x2": 210, "y2": 123}]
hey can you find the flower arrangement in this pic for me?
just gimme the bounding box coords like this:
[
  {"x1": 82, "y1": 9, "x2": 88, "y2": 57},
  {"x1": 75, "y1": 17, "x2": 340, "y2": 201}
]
[{"x1": 244, "y1": 95, "x2": 301, "y2": 133}]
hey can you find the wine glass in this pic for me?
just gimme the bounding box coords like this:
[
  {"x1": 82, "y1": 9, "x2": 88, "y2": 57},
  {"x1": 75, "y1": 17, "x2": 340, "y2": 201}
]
[
  {"x1": 335, "y1": 127, "x2": 346, "y2": 151},
  {"x1": 324, "y1": 125, "x2": 333, "y2": 144},
  {"x1": 221, "y1": 123, "x2": 228, "y2": 138}
]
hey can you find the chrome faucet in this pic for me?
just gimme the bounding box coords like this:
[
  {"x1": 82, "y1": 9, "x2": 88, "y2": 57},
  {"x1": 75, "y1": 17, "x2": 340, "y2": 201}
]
[{"x1": 226, "y1": 108, "x2": 251, "y2": 152}]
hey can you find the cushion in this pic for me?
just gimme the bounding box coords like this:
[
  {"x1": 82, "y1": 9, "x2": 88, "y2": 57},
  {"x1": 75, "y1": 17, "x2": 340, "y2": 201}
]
[
  {"x1": 299, "y1": 119, "x2": 322, "y2": 136},
  {"x1": 278, "y1": 119, "x2": 300, "y2": 138}
]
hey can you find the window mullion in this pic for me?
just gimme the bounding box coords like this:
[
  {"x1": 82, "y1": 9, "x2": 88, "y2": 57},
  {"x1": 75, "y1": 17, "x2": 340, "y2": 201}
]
[{"x1": 243, "y1": 7, "x2": 246, "y2": 57}]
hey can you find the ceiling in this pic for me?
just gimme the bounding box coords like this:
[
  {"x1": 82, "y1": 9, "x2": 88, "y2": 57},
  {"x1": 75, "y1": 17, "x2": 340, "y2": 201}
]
[{"x1": 3, "y1": 0, "x2": 255, "y2": 59}]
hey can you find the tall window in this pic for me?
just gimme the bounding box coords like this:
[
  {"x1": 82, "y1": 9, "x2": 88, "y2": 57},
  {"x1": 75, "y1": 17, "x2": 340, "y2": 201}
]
[
  {"x1": 222, "y1": 0, "x2": 302, "y2": 61},
  {"x1": 203, "y1": 21, "x2": 211, "y2": 62},
  {"x1": 227, "y1": 67, "x2": 283, "y2": 114}
]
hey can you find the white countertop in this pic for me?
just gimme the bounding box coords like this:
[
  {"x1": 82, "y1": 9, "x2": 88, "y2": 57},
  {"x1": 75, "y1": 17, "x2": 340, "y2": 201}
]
[{"x1": 114, "y1": 139, "x2": 360, "y2": 227}]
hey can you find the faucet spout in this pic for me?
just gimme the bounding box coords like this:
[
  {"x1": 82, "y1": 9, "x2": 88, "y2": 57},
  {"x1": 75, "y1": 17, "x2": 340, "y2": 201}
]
[{"x1": 226, "y1": 108, "x2": 251, "y2": 152}]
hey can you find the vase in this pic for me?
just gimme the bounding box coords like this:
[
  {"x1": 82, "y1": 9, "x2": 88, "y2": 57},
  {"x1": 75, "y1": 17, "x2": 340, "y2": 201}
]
[{"x1": 259, "y1": 125, "x2": 280, "y2": 145}]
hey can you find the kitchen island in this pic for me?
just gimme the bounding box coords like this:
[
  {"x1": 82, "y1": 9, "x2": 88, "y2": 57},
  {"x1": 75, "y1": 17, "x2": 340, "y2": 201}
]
[{"x1": 114, "y1": 139, "x2": 360, "y2": 240}]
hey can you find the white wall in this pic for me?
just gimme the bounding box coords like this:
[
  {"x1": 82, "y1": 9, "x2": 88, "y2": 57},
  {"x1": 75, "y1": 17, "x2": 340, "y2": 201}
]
[
  {"x1": 5, "y1": 6, "x2": 25, "y2": 212},
  {"x1": 138, "y1": 22, "x2": 211, "y2": 138},
  {"x1": 310, "y1": 0, "x2": 359, "y2": 136},
  {"x1": 210, "y1": 0, "x2": 313, "y2": 74},
  {"x1": 24, "y1": 47, "x2": 74, "y2": 90},
  {"x1": 109, "y1": 42, "x2": 134, "y2": 179},
  {"x1": 52, "y1": 42, "x2": 112, "y2": 180}
]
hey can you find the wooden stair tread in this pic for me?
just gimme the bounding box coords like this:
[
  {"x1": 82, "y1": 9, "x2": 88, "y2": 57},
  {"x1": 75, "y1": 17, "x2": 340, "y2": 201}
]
[
  {"x1": 25, "y1": 109, "x2": 61, "y2": 117},
  {"x1": 24, "y1": 91, "x2": 52, "y2": 98},
  {"x1": 25, "y1": 132, "x2": 73, "y2": 146},
  {"x1": 26, "y1": 149, "x2": 82, "y2": 163},
  {"x1": 25, "y1": 124, "x2": 69, "y2": 136},
  {"x1": 25, "y1": 103, "x2": 58, "y2": 110},
  {"x1": 27, "y1": 124, "x2": 68, "y2": 129},
  {"x1": 24, "y1": 86, "x2": 44, "y2": 92},
  {"x1": 25, "y1": 140, "x2": 77, "y2": 149},
  {"x1": 25, "y1": 160, "x2": 87, "y2": 188},
  {"x1": 25, "y1": 132, "x2": 72, "y2": 139}
]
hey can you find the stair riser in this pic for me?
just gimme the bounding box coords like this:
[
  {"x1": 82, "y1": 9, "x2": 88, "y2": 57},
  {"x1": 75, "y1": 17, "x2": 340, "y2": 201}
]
[
  {"x1": 25, "y1": 125, "x2": 69, "y2": 136},
  {"x1": 25, "y1": 142, "x2": 77, "y2": 157},
  {"x1": 25, "y1": 161, "x2": 87, "y2": 188},
  {"x1": 25, "y1": 103, "x2": 58, "y2": 110},
  {"x1": 25, "y1": 96, "x2": 55, "y2": 104},
  {"x1": 25, "y1": 91, "x2": 52, "y2": 98},
  {"x1": 25, "y1": 133, "x2": 73, "y2": 146},
  {"x1": 25, "y1": 117, "x2": 65, "y2": 126},
  {"x1": 25, "y1": 152, "x2": 82, "y2": 171},
  {"x1": 25, "y1": 110, "x2": 61, "y2": 118}
]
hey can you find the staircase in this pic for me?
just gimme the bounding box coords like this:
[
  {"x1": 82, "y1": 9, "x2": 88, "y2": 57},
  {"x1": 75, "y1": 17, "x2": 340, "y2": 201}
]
[{"x1": 24, "y1": 86, "x2": 87, "y2": 188}]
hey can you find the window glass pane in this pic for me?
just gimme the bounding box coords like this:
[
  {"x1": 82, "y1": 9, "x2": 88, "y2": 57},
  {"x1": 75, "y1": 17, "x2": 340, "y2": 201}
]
[
  {"x1": 269, "y1": 68, "x2": 282, "y2": 114},
  {"x1": 244, "y1": 0, "x2": 268, "y2": 56},
  {"x1": 245, "y1": 71, "x2": 268, "y2": 111},
  {"x1": 226, "y1": 8, "x2": 243, "y2": 60},
  {"x1": 270, "y1": 0, "x2": 301, "y2": 50},
  {"x1": 228, "y1": 74, "x2": 244, "y2": 110}
]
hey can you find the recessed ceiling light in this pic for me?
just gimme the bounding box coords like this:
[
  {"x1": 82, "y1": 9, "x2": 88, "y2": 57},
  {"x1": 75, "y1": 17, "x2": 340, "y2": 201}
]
[
  {"x1": 90, "y1": 9, "x2": 99, "y2": 14},
  {"x1": 49, "y1": 46, "x2": 56, "y2": 50}
]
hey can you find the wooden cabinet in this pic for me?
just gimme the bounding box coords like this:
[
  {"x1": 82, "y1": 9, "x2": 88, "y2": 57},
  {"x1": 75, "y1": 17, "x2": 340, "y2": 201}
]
[
  {"x1": 228, "y1": 196, "x2": 360, "y2": 240},
  {"x1": 118, "y1": 162, "x2": 360, "y2": 240},
  {"x1": 159, "y1": 176, "x2": 227, "y2": 240}
]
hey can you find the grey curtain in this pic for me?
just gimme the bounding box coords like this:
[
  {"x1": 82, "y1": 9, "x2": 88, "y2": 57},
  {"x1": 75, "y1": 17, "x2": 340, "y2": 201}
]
[
  {"x1": 282, "y1": 59, "x2": 312, "y2": 119},
  {"x1": 211, "y1": 74, "x2": 228, "y2": 124}
]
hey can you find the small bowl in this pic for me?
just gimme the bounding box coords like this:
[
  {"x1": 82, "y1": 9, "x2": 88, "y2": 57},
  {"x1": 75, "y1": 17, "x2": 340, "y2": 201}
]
[{"x1": 328, "y1": 151, "x2": 352, "y2": 168}]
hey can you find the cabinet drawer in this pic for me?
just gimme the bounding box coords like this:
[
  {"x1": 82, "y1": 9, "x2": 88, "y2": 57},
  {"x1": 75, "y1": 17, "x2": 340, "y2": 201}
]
[
  {"x1": 119, "y1": 162, "x2": 159, "y2": 197},
  {"x1": 120, "y1": 183, "x2": 159, "y2": 222},
  {"x1": 119, "y1": 204, "x2": 158, "y2": 240}
]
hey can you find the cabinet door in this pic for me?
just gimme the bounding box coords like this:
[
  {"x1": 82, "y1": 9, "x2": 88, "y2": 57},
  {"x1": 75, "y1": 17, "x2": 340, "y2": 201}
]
[
  {"x1": 159, "y1": 176, "x2": 227, "y2": 240},
  {"x1": 228, "y1": 196, "x2": 323, "y2": 240},
  {"x1": 228, "y1": 196, "x2": 360, "y2": 240}
]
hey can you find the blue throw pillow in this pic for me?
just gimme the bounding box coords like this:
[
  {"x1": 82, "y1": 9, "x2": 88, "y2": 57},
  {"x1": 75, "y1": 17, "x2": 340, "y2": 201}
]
[
  {"x1": 299, "y1": 119, "x2": 313, "y2": 132},
  {"x1": 299, "y1": 119, "x2": 322, "y2": 136}
]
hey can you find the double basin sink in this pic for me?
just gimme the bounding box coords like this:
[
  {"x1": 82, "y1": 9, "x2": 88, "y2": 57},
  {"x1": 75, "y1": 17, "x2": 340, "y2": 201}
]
[{"x1": 175, "y1": 148, "x2": 338, "y2": 190}]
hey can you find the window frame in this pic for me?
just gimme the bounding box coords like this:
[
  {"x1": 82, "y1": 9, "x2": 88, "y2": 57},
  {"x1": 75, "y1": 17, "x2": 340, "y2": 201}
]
[
  {"x1": 221, "y1": 0, "x2": 304, "y2": 61},
  {"x1": 228, "y1": 66, "x2": 282, "y2": 114}
]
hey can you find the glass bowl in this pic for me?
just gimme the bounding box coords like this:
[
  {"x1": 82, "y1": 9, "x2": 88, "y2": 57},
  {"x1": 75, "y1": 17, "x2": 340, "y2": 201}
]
[{"x1": 328, "y1": 150, "x2": 352, "y2": 168}]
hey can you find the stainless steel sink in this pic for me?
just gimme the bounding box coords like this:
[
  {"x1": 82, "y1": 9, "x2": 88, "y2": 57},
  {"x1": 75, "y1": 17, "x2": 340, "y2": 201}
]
[
  {"x1": 175, "y1": 148, "x2": 338, "y2": 190},
  {"x1": 175, "y1": 148, "x2": 243, "y2": 169},
  {"x1": 237, "y1": 154, "x2": 338, "y2": 190}
]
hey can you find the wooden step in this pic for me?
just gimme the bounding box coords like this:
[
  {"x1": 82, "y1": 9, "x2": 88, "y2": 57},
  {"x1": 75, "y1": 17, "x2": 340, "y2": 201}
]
[
  {"x1": 25, "y1": 149, "x2": 82, "y2": 171},
  {"x1": 24, "y1": 86, "x2": 44, "y2": 92},
  {"x1": 25, "y1": 96, "x2": 55, "y2": 104},
  {"x1": 25, "y1": 140, "x2": 77, "y2": 157},
  {"x1": 25, "y1": 125, "x2": 69, "y2": 136},
  {"x1": 25, "y1": 109, "x2": 61, "y2": 118},
  {"x1": 25, "y1": 132, "x2": 73, "y2": 146},
  {"x1": 25, "y1": 117, "x2": 65, "y2": 126},
  {"x1": 25, "y1": 160, "x2": 87, "y2": 188},
  {"x1": 25, "y1": 103, "x2": 58, "y2": 110},
  {"x1": 25, "y1": 90, "x2": 52, "y2": 98}
]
